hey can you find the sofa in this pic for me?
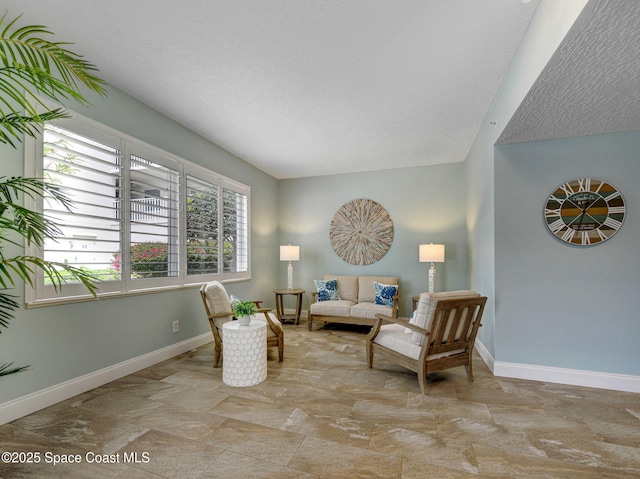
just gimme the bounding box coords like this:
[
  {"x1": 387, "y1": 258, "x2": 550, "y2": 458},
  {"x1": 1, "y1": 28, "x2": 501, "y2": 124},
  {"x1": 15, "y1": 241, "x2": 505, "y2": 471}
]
[{"x1": 308, "y1": 274, "x2": 399, "y2": 330}]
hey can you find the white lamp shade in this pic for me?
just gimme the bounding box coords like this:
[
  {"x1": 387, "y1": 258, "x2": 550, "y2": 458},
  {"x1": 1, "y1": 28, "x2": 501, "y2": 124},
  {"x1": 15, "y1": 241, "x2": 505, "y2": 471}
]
[
  {"x1": 280, "y1": 245, "x2": 300, "y2": 262},
  {"x1": 419, "y1": 243, "x2": 445, "y2": 263}
]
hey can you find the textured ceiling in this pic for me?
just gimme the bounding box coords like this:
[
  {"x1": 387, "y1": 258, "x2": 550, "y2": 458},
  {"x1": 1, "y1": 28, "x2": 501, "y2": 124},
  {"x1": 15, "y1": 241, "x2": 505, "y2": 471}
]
[
  {"x1": 499, "y1": 0, "x2": 640, "y2": 144},
  {"x1": 4, "y1": 0, "x2": 539, "y2": 179}
]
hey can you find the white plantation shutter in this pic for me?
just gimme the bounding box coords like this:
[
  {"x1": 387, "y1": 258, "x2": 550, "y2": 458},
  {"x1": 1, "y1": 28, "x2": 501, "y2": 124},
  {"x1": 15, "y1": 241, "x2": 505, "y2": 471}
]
[
  {"x1": 27, "y1": 110, "x2": 251, "y2": 304},
  {"x1": 128, "y1": 152, "x2": 180, "y2": 285},
  {"x1": 222, "y1": 185, "x2": 248, "y2": 273},
  {"x1": 184, "y1": 169, "x2": 250, "y2": 281},
  {"x1": 40, "y1": 123, "x2": 123, "y2": 297}
]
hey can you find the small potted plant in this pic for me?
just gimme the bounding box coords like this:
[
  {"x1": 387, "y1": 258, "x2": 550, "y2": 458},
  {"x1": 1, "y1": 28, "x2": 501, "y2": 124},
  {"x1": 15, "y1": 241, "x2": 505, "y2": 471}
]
[{"x1": 232, "y1": 299, "x2": 256, "y2": 326}]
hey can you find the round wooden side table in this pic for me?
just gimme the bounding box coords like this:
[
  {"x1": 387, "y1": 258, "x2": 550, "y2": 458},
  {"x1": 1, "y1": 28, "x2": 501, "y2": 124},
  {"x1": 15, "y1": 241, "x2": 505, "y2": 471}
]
[
  {"x1": 222, "y1": 319, "x2": 267, "y2": 387},
  {"x1": 273, "y1": 288, "x2": 305, "y2": 325}
]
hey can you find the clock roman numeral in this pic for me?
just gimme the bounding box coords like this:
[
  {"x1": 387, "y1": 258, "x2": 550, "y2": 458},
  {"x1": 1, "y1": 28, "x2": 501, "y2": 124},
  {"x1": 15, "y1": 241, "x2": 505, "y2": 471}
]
[
  {"x1": 560, "y1": 183, "x2": 575, "y2": 196},
  {"x1": 604, "y1": 191, "x2": 621, "y2": 203},
  {"x1": 561, "y1": 228, "x2": 575, "y2": 242},
  {"x1": 548, "y1": 218, "x2": 566, "y2": 233},
  {"x1": 603, "y1": 217, "x2": 622, "y2": 230},
  {"x1": 544, "y1": 207, "x2": 561, "y2": 217},
  {"x1": 577, "y1": 178, "x2": 591, "y2": 192},
  {"x1": 581, "y1": 231, "x2": 591, "y2": 245},
  {"x1": 593, "y1": 180, "x2": 605, "y2": 193},
  {"x1": 608, "y1": 206, "x2": 625, "y2": 215}
]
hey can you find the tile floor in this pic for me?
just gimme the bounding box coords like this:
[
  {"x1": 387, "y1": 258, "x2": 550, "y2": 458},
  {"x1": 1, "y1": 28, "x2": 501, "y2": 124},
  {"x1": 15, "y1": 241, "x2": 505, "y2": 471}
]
[{"x1": 1, "y1": 321, "x2": 639, "y2": 478}]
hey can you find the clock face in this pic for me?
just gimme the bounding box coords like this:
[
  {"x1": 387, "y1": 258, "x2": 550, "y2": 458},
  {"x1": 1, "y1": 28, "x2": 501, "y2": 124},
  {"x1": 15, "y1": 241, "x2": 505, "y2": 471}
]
[{"x1": 544, "y1": 178, "x2": 625, "y2": 246}]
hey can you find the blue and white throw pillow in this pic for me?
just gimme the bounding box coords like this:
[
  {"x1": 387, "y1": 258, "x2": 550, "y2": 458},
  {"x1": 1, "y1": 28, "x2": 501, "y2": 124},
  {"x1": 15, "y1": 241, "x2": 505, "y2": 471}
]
[
  {"x1": 374, "y1": 281, "x2": 398, "y2": 307},
  {"x1": 314, "y1": 279, "x2": 340, "y2": 301}
]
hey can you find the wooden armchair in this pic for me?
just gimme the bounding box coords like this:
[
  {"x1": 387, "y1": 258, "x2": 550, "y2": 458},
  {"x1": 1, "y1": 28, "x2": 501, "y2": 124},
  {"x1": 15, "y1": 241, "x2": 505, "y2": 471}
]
[
  {"x1": 366, "y1": 291, "x2": 487, "y2": 394},
  {"x1": 199, "y1": 281, "x2": 284, "y2": 367}
]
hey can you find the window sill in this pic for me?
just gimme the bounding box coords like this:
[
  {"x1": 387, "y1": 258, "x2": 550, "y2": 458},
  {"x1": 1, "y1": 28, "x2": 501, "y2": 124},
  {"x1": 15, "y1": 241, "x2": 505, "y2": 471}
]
[{"x1": 26, "y1": 277, "x2": 250, "y2": 308}]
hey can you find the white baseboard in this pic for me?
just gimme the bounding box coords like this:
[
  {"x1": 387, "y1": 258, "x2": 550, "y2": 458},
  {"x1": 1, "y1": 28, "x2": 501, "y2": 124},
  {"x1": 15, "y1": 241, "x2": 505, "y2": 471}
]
[
  {"x1": 0, "y1": 333, "x2": 212, "y2": 426},
  {"x1": 475, "y1": 339, "x2": 640, "y2": 393},
  {"x1": 474, "y1": 339, "x2": 495, "y2": 373}
]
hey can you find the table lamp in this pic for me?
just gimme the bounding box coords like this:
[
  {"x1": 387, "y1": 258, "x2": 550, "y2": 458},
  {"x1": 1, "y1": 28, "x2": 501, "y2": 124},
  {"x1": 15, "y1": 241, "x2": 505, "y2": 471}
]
[
  {"x1": 419, "y1": 243, "x2": 445, "y2": 293},
  {"x1": 280, "y1": 244, "x2": 300, "y2": 289}
]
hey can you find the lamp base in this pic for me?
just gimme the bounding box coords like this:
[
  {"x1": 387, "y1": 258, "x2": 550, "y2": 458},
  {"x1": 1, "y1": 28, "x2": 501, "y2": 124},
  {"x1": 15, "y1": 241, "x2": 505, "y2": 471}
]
[
  {"x1": 287, "y1": 262, "x2": 293, "y2": 290},
  {"x1": 428, "y1": 264, "x2": 436, "y2": 293}
]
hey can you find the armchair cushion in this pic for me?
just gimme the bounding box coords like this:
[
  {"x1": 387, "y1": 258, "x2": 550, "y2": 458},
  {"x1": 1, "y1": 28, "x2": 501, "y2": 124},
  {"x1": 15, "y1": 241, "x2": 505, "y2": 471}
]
[
  {"x1": 257, "y1": 312, "x2": 284, "y2": 338},
  {"x1": 404, "y1": 309, "x2": 417, "y2": 334},
  {"x1": 374, "y1": 322, "x2": 467, "y2": 361},
  {"x1": 202, "y1": 281, "x2": 234, "y2": 329},
  {"x1": 314, "y1": 279, "x2": 340, "y2": 301},
  {"x1": 373, "y1": 323, "x2": 422, "y2": 359},
  {"x1": 412, "y1": 290, "x2": 480, "y2": 345}
]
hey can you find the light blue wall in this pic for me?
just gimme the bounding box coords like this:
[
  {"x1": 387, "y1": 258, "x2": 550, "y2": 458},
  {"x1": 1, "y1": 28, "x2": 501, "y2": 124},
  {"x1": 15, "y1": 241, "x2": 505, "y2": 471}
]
[
  {"x1": 495, "y1": 132, "x2": 640, "y2": 375},
  {"x1": 0, "y1": 86, "x2": 279, "y2": 404},
  {"x1": 277, "y1": 164, "x2": 467, "y2": 317},
  {"x1": 465, "y1": 0, "x2": 588, "y2": 359}
]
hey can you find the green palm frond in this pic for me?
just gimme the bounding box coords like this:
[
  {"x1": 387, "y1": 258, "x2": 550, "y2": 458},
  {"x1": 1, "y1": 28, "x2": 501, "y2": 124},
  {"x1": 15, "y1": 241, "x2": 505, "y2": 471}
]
[
  {"x1": 0, "y1": 293, "x2": 29, "y2": 377},
  {"x1": 0, "y1": 13, "x2": 107, "y2": 146},
  {"x1": 0, "y1": 176, "x2": 72, "y2": 208},
  {"x1": 0, "y1": 108, "x2": 69, "y2": 146},
  {"x1": 0, "y1": 258, "x2": 99, "y2": 331},
  {"x1": 0, "y1": 255, "x2": 100, "y2": 296},
  {"x1": 0, "y1": 203, "x2": 63, "y2": 247},
  {"x1": 0, "y1": 12, "x2": 105, "y2": 376},
  {"x1": 0, "y1": 291, "x2": 19, "y2": 329},
  {"x1": 0, "y1": 176, "x2": 100, "y2": 319},
  {"x1": 0, "y1": 176, "x2": 72, "y2": 247},
  {"x1": 0, "y1": 362, "x2": 30, "y2": 376}
]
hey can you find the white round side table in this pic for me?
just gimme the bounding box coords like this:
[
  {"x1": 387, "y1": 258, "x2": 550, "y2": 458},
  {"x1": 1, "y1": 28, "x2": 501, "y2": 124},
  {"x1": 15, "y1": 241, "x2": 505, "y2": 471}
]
[{"x1": 222, "y1": 318, "x2": 267, "y2": 387}]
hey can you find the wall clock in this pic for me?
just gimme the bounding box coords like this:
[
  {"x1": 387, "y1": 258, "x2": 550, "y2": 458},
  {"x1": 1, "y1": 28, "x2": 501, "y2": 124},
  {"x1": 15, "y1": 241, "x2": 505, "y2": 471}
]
[
  {"x1": 330, "y1": 198, "x2": 393, "y2": 265},
  {"x1": 544, "y1": 178, "x2": 625, "y2": 246}
]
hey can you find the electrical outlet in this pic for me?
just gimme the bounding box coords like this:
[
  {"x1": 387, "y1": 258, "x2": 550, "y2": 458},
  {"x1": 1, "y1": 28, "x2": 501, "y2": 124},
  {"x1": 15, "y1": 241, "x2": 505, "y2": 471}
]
[{"x1": 172, "y1": 320, "x2": 179, "y2": 333}]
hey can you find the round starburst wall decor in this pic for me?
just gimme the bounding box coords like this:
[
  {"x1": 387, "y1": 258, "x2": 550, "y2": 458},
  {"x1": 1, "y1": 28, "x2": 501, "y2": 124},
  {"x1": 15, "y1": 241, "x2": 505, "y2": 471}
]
[{"x1": 330, "y1": 199, "x2": 394, "y2": 265}]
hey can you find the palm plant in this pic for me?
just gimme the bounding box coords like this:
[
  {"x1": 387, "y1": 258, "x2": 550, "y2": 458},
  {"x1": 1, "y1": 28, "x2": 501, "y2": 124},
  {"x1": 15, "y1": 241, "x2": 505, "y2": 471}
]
[{"x1": 0, "y1": 13, "x2": 107, "y2": 375}]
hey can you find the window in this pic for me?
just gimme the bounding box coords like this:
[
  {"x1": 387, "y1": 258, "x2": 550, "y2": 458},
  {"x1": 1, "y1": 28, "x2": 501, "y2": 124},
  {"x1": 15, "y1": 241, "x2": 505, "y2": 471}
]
[
  {"x1": 127, "y1": 151, "x2": 180, "y2": 288},
  {"x1": 222, "y1": 186, "x2": 248, "y2": 273},
  {"x1": 186, "y1": 175, "x2": 220, "y2": 276},
  {"x1": 25, "y1": 110, "x2": 250, "y2": 305}
]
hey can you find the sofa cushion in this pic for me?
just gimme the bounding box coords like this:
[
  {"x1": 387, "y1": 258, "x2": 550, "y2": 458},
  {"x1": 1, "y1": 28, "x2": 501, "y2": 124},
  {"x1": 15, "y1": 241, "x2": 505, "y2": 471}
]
[
  {"x1": 310, "y1": 299, "x2": 355, "y2": 317},
  {"x1": 374, "y1": 281, "x2": 398, "y2": 307},
  {"x1": 350, "y1": 302, "x2": 393, "y2": 319},
  {"x1": 314, "y1": 279, "x2": 340, "y2": 301},
  {"x1": 358, "y1": 276, "x2": 398, "y2": 304},
  {"x1": 412, "y1": 290, "x2": 480, "y2": 346},
  {"x1": 325, "y1": 275, "x2": 358, "y2": 303}
]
